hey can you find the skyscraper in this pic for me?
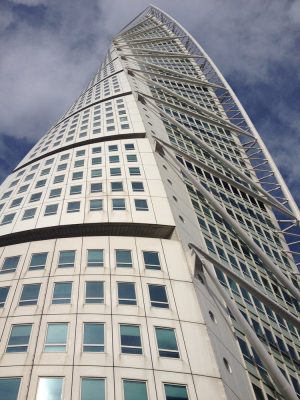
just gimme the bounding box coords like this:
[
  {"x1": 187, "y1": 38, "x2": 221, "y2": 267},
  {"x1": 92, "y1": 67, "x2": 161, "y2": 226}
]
[{"x1": 0, "y1": 4, "x2": 299, "y2": 400}]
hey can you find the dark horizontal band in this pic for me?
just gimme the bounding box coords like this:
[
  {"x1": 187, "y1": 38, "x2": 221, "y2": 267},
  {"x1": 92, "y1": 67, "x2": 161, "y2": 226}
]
[{"x1": 0, "y1": 222, "x2": 175, "y2": 247}]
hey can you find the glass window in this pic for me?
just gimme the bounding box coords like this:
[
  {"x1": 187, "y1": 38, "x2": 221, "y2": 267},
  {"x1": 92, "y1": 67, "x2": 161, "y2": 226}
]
[
  {"x1": 87, "y1": 250, "x2": 103, "y2": 267},
  {"x1": 131, "y1": 182, "x2": 144, "y2": 192},
  {"x1": 72, "y1": 171, "x2": 83, "y2": 180},
  {"x1": 108, "y1": 145, "x2": 118, "y2": 152},
  {"x1": 29, "y1": 192, "x2": 42, "y2": 202},
  {"x1": 18, "y1": 184, "x2": 29, "y2": 193},
  {"x1": 81, "y1": 378, "x2": 105, "y2": 400},
  {"x1": 1, "y1": 213, "x2": 16, "y2": 225},
  {"x1": 129, "y1": 167, "x2": 140, "y2": 176},
  {"x1": 0, "y1": 286, "x2": 9, "y2": 307},
  {"x1": 118, "y1": 282, "x2": 136, "y2": 305},
  {"x1": 44, "y1": 204, "x2": 58, "y2": 216},
  {"x1": 92, "y1": 146, "x2": 101, "y2": 154},
  {"x1": 29, "y1": 252, "x2": 48, "y2": 270},
  {"x1": 83, "y1": 323, "x2": 104, "y2": 352},
  {"x1": 143, "y1": 251, "x2": 160, "y2": 270},
  {"x1": 36, "y1": 377, "x2": 63, "y2": 400},
  {"x1": 90, "y1": 199, "x2": 103, "y2": 211},
  {"x1": 58, "y1": 250, "x2": 75, "y2": 268},
  {"x1": 49, "y1": 188, "x2": 62, "y2": 198},
  {"x1": 91, "y1": 169, "x2": 102, "y2": 178},
  {"x1": 92, "y1": 157, "x2": 102, "y2": 165},
  {"x1": 52, "y1": 282, "x2": 72, "y2": 304},
  {"x1": 120, "y1": 324, "x2": 142, "y2": 354},
  {"x1": 19, "y1": 284, "x2": 40, "y2": 306},
  {"x1": 70, "y1": 185, "x2": 82, "y2": 195},
  {"x1": 148, "y1": 285, "x2": 168, "y2": 308},
  {"x1": 116, "y1": 250, "x2": 132, "y2": 268},
  {"x1": 74, "y1": 160, "x2": 84, "y2": 168},
  {"x1": 127, "y1": 154, "x2": 137, "y2": 162},
  {"x1": 67, "y1": 201, "x2": 80, "y2": 213},
  {"x1": 123, "y1": 380, "x2": 147, "y2": 400},
  {"x1": 134, "y1": 199, "x2": 148, "y2": 211},
  {"x1": 76, "y1": 150, "x2": 85, "y2": 157},
  {"x1": 164, "y1": 384, "x2": 189, "y2": 400},
  {"x1": 155, "y1": 327, "x2": 179, "y2": 358},
  {"x1": 91, "y1": 183, "x2": 102, "y2": 193},
  {"x1": 112, "y1": 198, "x2": 125, "y2": 210},
  {"x1": 44, "y1": 323, "x2": 68, "y2": 352},
  {"x1": 1, "y1": 256, "x2": 20, "y2": 273},
  {"x1": 6, "y1": 324, "x2": 32, "y2": 352},
  {"x1": 10, "y1": 197, "x2": 23, "y2": 208},
  {"x1": 0, "y1": 378, "x2": 21, "y2": 400},
  {"x1": 85, "y1": 282, "x2": 104, "y2": 304},
  {"x1": 53, "y1": 175, "x2": 64, "y2": 184},
  {"x1": 110, "y1": 167, "x2": 121, "y2": 176},
  {"x1": 111, "y1": 182, "x2": 123, "y2": 192},
  {"x1": 125, "y1": 143, "x2": 135, "y2": 150},
  {"x1": 22, "y1": 207, "x2": 37, "y2": 220}
]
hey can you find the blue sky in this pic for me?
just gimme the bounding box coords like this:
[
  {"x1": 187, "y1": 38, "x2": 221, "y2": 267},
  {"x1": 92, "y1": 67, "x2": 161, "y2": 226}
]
[{"x1": 0, "y1": 0, "x2": 299, "y2": 205}]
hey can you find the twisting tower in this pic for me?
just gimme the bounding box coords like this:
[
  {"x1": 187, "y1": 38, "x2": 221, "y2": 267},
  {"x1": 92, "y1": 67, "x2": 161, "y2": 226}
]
[{"x1": 0, "y1": 6, "x2": 299, "y2": 400}]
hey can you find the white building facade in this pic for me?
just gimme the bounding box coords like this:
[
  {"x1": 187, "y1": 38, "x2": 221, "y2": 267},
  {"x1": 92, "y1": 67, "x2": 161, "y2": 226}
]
[{"x1": 0, "y1": 6, "x2": 299, "y2": 400}]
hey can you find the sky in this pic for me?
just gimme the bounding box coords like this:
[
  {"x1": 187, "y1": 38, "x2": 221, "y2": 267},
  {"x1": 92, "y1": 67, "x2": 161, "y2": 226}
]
[{"x1": 0, "y1": 0, "x2": 299, "y2": 205}]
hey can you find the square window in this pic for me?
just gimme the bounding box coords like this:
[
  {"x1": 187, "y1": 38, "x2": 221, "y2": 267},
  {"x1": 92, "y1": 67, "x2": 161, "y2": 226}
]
[
  {"x1": 58, "y1": 250, "x2": 75, "y2": 268},
  {"x1": 155, "y1": 327, "x2": 179, "y2": 358},
  {"x1": 49, "y1": 188, "x2": 62, "y2": 198},
  {"x1": 0, "y1": 378, "x2": 21, "y2": 400},
  {"x1": 87, "y1": 249, "x2": 103, "y2": 267},
  {"x1": 123, "y1": 380, "x2": 147, "y2": 400},
  {"x1": 52, "y1": 282, "x2": 72, "y2": 304},
  {"x1": 36, "y1": 378, "x2": 63, "y2": 400},
  {"x1": 118, "y1": 282, "x2": 136, "y2": 305},
  {"x1": 91, "y1": 183, "x2": 102, "y2": 193},
  {"x1": 148, "y1": 284, "x2": 169, "y2": 308},
  {"x1": 70, "y1": 185, "x2": 82, "y2": 195},
  {"x1": 6, "y1": 324, "x2": 32, "y2": 353},
  {"x1": 22, "y1": 207, "x2": 37, "y2": 220},
  {"x1": 19, "y1": 283, "x2": 40, "y2": 306},
  {"x1": 111, "y1": 181, "x2": 123, "y2": 192},
  {"x1": 120, "y1": 324, "x2": 142, "y2": 354},
  {"x1": 143, "y1": 251, "x2": 160, "y2": 270},
  {"x1": 29, "y1": 252, "x2": 48, "y2": 270},
  {"x1": 67, "y1": 201, "x2": 80, "y2": 213},
  {"x1": 131, "y1": 182, "x2": 144, "y2": 192},
  {"x1": 0, "y1": 286, "x2": 9, "y2": 308},
  {"x1": 91, "y1": 169, "x2": 102, "y2": 178},
  {"x1": 44, "y1": 323, "x2": 68, "y2": 352},
  {"x1": 164, "y1": 384, "x2": 189, "y2": 400},
  {"x1": 81, "y1": 378, "x2": 105, "y2": 400},
  {"x1": 83, "y1": 323, "x2": 104, "y2": 352},
  {"x1": 112, "y1": 198, "x2": 125, "y2": 210},
  {"x1": 116, "y1": 250, "x2": 132, "y2": 268},
  {"x1": 134, "y1": 199, "x2": 148, "y2": 211},
  {"x1": 1, "y1": 256, "x2": 20, "y2": 273},
  {"x1": 129, "y1": 167, "x2": 140, "y2": 176},
  {"x1": 110, "y1": 167, "x2": 121, "y2": 176},
  {"x1": 85, "y1": 281, "x2": 104, "y2": 304},
  {"x1": 44, "y1": 204, "x2": 58, "y2": 216}
]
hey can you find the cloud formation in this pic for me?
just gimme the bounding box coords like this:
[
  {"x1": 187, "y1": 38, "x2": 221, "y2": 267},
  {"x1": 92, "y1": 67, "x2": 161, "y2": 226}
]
[{"x1": 0, "y1": 0, "x2": 299, "y2": 204}]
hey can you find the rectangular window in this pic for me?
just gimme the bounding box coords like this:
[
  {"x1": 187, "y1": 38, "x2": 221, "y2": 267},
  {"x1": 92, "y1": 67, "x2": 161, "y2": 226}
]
[
  {"x1": 127, "y1": 154, "x2": 137, "y2": 162},
  {"x1": 110, "y1": 167, "x2": 121, "y2": 176},
  {"x1": 1, "y1": 213, "x2": 16, "y2": 225},
  {"x1": 116, "y1": 250, "x2": 132, "y2": 268},
  {"x1": 143, "y1": 251, "x2": 160, "y2": 270},
  {"x1": 112, "y1": 198, "x2": 125, "y2": 210},
  {"x1": 91, "y1": 169, "x2": 102, "y2": 178},
  {"x1": 53, "y1": 175, "x2": 64, "y2": 184},
  {"x1": 92, "y1": 146, "x2": 101, "y2": 154},
  {"x1": 36, "y1": 377, "x2": 63, "y2": 400},
  {"x1": 92, "y1": 157, "x2": 102, "y2": 165},
  {"x1": 52, "y1": 282, "x2": 72, "y2": 304},
  {"x1": 35, "y1": 179, "x2": 46, "y2": 188},
  {"x1": 44, "y1": 323, "x2": 68, "y2": 352},
  {"x1": 22, "y1": 208, "x2": 36, "y2": 220},
  {"x1": 111, "y1": 181, "x2": 123, "y2": 192},
  {"x1": 108, "y1": 145, "x2": 118, "y2": 152},
  {"x1": 83, "y1": 323, "x2": 104, "y2": 352},
  {"x1": 0, "y1": 378, "x2": 21, "y2": 400},
  {"x1": 91, "y1": 183, "x2": 102, "y2": 193},
  {"x1": 70, "y1": 185, "x2": 82, "y2": 195},
  {"x1": 81, "y1": 378, "x2": 105, "y2": 400},
  {"x1": 120, "y1": 324, "x2": 142, "y2": 354},
  {"x1": 19, "y1": 283, "x2": 41, "y2": 306},
  {"x1": 123, "y1": 380, "x2": 147, "y2": 400},
  {"x1": 124, "y1": 143, "x2": 135, "y2": 150},
  {"x1": 10, "y1": 197, "x2": 23, "y2": 208},
  {"x1": 1, "y1": 256, "x2": 20, "y2": 273},
  {"x1": 58, "y1": 250, "x2": 75, "y2": 268},
  {"x1": 44, "y1": 204, "x2": 58, "y2": 216},
  {"x1": 129, "y1": 167, "x2": 140, "y2": 176},
  {"x1": 67, "y1": 201, "x2": 80, "y2": 213},
  {"x1": 85, "y1": 282, "x2": 104, "y2": 304},
  {"x1": 131, "y1": 182, "x2": 144, "y2": 192},
  {"x1": 49, "y1": 188, "x2": 62, "y2": 198},
  {"x1": 6, "y1": 324, "x2": 32, "y2": 353},
  {"x1": 74, "y1": 160, "x2": 84, "y2": 168},
  {"x1": 29, "y1": 252, "x2": 48, "y2": 270},
  {"x1": 164, "y1": 384, "x2": 188, "y2": 400},
  {"x1": 155, "y1": 327, "x2": 179, "y2": 358},
  {"x1": 118, "y1": 282, "x2": 136, "y2": 305},
  {"x1": 90, "y1": 199, "x2": 103, "y2": 211},
  {"x1": 0, "y1": 286, "x2": 9, "y2": 308},
  {"x1": 72, "y1": 171, "x2": 83, "y2": 180},
  {"x1": 29, "y1": 192, "x2": 42, "y2": 202},
  {"x1": 76, "y1": 150, "x2": 85, "y2": 157},
  {"x1": 18, "y1": 184, "x2": 29, "y2": 193},
  {"x1": 87, "y1": 249, "x2": 103, "y2": 267},
  {"x1": 134, "y1": 199, "x2": 148, "y2": 211},
  {"x1": 148, "y1": 284, "x2": 168, "y2": 308}
]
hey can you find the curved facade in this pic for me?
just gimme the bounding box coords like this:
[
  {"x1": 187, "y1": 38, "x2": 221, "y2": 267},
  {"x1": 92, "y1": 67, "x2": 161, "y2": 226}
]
[{"x1": 0, "y1": 6, "x2": 299, "y2": 400}]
